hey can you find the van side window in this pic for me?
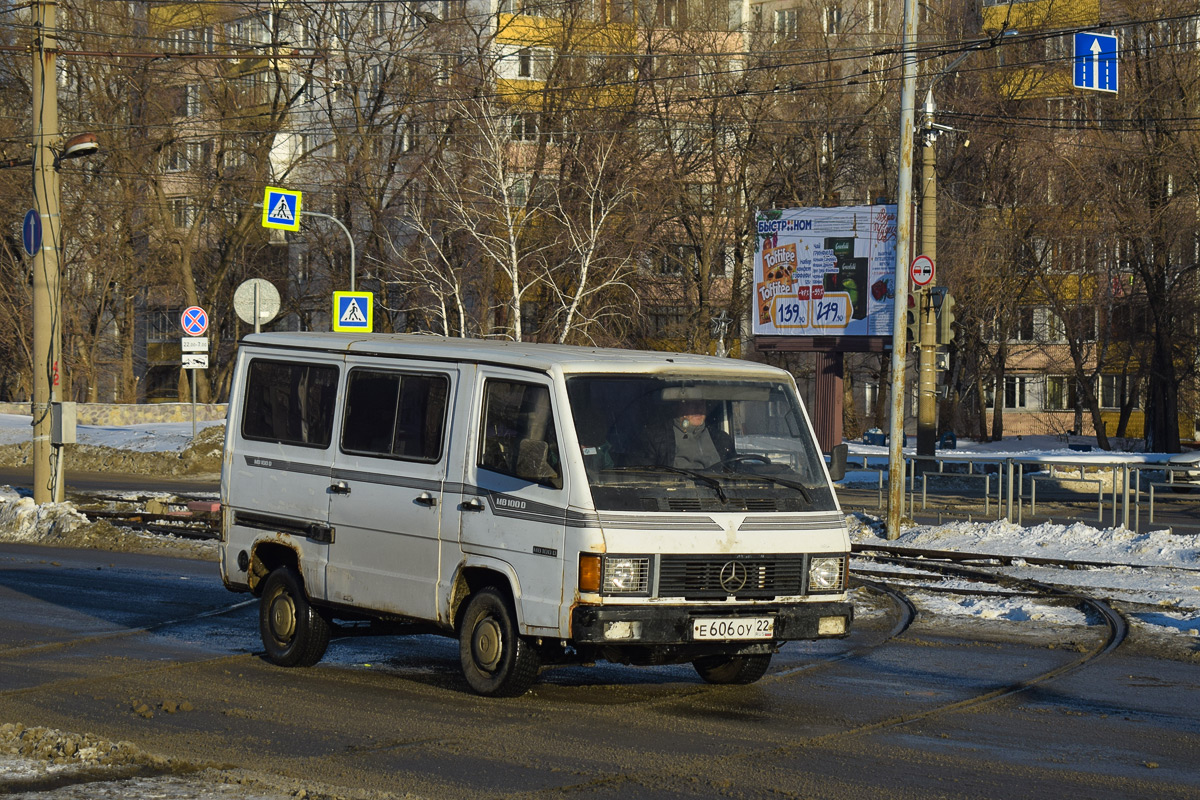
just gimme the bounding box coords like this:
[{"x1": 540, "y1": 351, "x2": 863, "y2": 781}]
[
  {"x1": 241, "y1": 359, "x2": 338, "y2": 448},
  {"x1": 479, "y1": 380, "x2": 562, "y2": 489},
  {"x1": 342, "y1": 370, "x2": 449, "y2": 462}
]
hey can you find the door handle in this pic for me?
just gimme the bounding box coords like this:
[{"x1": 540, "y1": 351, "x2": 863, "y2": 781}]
[
  {"x1": 462, "y1": 497, "x2": 485, "y2": 512},
  {"x1": 330, "y1": 481, "x2": 351, "y2": 495},
  {"x1": 415, "y1": 492, "x2": 437, "y2": 507}
]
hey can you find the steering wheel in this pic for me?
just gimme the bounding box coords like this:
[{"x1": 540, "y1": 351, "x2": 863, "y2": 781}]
[{"x1": 717, "y1": 454, "x2": 772, "y2": 471}]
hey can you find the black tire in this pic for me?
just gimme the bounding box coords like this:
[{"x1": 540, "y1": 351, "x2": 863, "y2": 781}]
[
  {"x1": 693, "y1": 653, "x2": 772, "y2": 685},
  {"x1": 458, "y1": 587, "x2": 540, "y2": 697},
  {"x1": 259, "y1": 567, "x2": 331, "y2": 667}
]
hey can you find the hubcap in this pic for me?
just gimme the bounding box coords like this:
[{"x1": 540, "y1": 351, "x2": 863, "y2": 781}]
[
  {"x1": 269, "y1": 591, "x2": 297, "y2": 642},
  {"x1": 471, "y1": 617, "x2": 503, "y2": 671}
]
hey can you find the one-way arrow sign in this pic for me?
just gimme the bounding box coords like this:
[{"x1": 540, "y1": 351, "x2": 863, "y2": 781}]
[{"x1": 1074, "y1": 32, "x2": 1118, "y2": 94}]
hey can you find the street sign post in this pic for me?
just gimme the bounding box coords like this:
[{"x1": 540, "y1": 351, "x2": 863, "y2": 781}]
[
  {"x1": 181, "y1": 336, "x2": 208, "y2": 353},
  {"x1": 333, "y1": 291, "x2": 373, "y2": 333},
  {"x1": 179, "y1": 306, "x2": 209, "y2": 439},
  {"x1": 910, "y1": 254, "x2": 935, "y2": 287},
  {"x1": 1074, "y1": 32, "x2": 1118, "y2": 93},
  {"x1": 233, "y1": 278, "x2": 281, "y2": 333}
]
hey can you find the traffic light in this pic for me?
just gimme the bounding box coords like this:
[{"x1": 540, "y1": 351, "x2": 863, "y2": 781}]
[
  {"x1": 906, "y1": 298, "x2": 920, "y2": 345},
  {"x1": 936, "y1": 293, "x2": 956, "y2": 345}
]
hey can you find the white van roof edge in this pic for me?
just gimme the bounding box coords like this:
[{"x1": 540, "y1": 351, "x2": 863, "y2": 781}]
[{"x1": 239, "y1": 332, "x2": 789, "y2": 378}]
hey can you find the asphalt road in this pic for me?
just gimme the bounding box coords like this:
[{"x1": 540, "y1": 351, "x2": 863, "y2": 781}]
[
  {"x1": 0, "y1": 466, "x2": 219, "y2": 498},
  {"x1": 1, "y1": 543, "x2": 1198, "y2": 799}
]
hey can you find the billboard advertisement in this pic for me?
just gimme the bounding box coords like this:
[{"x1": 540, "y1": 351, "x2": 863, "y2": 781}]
[{"x1": 753, "y1": 205, "x2": 897, "y2": 337}]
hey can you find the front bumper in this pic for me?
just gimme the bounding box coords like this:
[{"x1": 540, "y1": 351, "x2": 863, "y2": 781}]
[{"x1": 571, "y1": 601, "x2": 853, "y2": 645}]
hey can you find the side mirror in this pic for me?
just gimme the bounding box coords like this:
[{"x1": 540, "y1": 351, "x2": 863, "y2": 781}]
[{"x1": 827, "y1": 443, "x2": 848, "y2": 482}]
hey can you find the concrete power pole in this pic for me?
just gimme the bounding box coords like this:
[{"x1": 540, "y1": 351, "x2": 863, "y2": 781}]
[
  {"x1": 886, "y1": 0, "x2": 920, "y2": 538},
  {"x1": 31, "y1": 0, "x2": 63, "y2": 504},
  {"x1": 916, "y1": 90, "x2": 939, "y2": 459}
]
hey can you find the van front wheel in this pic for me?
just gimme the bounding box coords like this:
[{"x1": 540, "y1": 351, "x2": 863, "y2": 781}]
[
  {"x1": 458, "y1": 588, "x2": 540, "y2": 697},
  {"x1": 259, "y1": 567, "x2": 330, "y2": 667},
  {"x1": 693, "y1": 653, "x2": 772, "y2": 685}
]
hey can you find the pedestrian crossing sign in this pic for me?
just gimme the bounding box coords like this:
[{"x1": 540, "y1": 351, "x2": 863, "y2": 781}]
[
  {"x1": 333, "y1": 291, "x2": 373, "y2": 332},
  {"x1": 262, "y1": 186, "x2": 302, "y2": 231}
]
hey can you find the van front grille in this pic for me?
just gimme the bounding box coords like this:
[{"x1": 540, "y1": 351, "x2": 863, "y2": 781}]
[{"x1": 658, "y1": 554, "x2": 806, "y2": 599}]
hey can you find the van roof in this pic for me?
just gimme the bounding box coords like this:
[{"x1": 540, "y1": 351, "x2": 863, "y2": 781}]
[{"x1": 241, "y1": 332, "x2": 789, "y2": 379}]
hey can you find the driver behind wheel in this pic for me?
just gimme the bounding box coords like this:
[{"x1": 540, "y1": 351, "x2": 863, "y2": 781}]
[{"x1": 633, "y1": 398, "x2": 735, "y2": 470}]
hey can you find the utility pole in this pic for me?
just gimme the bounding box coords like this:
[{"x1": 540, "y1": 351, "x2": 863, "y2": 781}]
[
  {"x1": 916, "y1": 90, "x2": 939, "y2": 459},
  {"x1": 887, "y1": 0, "x2": 920, "y2": 538},
  {"x1": 31, "y1": 0, "x2": 62, "y2": 504}
]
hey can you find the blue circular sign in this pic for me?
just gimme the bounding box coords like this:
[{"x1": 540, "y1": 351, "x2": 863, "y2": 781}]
[
  {"x1": 181, "y1": 306, "x2": 209, "y2": 336},
  {"x1": 22, "y1": 209, "x2": 41, "y2": 257}
]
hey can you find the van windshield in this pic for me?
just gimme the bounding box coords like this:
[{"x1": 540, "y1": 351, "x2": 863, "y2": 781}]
[{"x1": 566, "y1": 375, "x2": 837, "y2": 513}]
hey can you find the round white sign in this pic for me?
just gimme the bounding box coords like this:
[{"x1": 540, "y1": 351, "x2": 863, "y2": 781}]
[
  {"x1": 910, "y1": 255, "x2": 935, "y2": 287},
  {"x1": 234, "y1": 278, "x2": 281, "y2": 326}
]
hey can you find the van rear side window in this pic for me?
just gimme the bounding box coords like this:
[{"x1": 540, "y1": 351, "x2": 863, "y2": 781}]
[
  {"x1": 341, "y1": 370, "x2": 449, "y2": 462},
  {"x1": 241, "y1": 359, "x2": 338, "y2": 448}
]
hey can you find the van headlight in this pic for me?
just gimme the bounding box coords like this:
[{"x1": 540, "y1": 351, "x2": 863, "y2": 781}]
[
  {"x1": 602, "y1": 556, "x2": 651, "y2": 595},
  {"x1": 808, "y1": 555, "x2": 846, "y2": 593}
]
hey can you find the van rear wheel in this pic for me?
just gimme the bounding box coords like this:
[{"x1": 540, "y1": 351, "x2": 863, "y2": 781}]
[
  {"x1": 693, "y1": 653, "x2": 772, "y2": 685},
  {"x1": 259, "y1": 567, "x2": 330, "y2": 668},
  {"x1": 458, "y1": 588, "x2": 540, "y2": 697}
]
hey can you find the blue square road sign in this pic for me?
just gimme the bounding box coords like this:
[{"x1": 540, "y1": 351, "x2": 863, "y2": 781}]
[
  {"x1": 333, "y1": 291, "x2": 373, "y2": 333},
  {"x1": 263, "y1": 186, "x2": 302, "y2": 231},
  {"x1": 1074, "y1": 32, "x2": 1118, "y2": 94}
]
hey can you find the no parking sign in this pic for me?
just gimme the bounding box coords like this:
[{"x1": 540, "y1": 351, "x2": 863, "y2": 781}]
[{"x1": 181, "y1": 306, "x2": 209, "y2": 336}]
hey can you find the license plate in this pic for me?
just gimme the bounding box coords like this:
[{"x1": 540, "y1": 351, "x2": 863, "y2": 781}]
[{"x1": 692, "y1": 617, "x2": 774, "y2": 641}]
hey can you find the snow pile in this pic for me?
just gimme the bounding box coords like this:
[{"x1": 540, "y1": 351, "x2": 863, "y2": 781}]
[
  {"x1": 850, "y1": 513, "x2": 1200, "y2": 640},
  {"x1": 854, "y1": 517, "x2": 1200, "y2": 568},
  {"x1": 0, "y1": 490, "x2": 90, "y2": 545}
]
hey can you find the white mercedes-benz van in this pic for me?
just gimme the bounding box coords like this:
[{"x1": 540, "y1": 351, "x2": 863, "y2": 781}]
[{"x1": 220, "y1": 332, "x2": 852, "y2": 696}]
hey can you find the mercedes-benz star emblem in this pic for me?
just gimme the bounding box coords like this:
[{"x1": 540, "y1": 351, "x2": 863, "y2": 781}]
[{"x1": 719, "y1": 560, "x2": 748, "y2": 594}]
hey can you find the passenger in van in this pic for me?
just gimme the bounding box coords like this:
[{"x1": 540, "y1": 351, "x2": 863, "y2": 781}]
[{"x1": 631, "y1": 398, "x2": 734, "y2": 470}]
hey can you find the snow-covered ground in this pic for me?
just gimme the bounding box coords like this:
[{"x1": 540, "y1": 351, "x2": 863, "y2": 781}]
[{"x1": 0, "y1": 412, "x2": 223, "y2": 452}]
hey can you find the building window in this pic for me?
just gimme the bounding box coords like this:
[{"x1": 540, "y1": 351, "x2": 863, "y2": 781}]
[
  {"x1": 1101, "y1": 374, "x2": 1137, "y2": 409},
  {"x1": 509, "y1": 113, "x2": 538, "y2": 142},
  {"x1": 774, "y1": 8, "x2": 798, "y2": 40},
  {"x1": 649, "y1": 305, "x2": 687, "y2": 333},
  {"x1": 868, "y1": 0, "x2": 886, "y2": 31},
  {"x1": 663, "y1": 0, "x2": 685, "y2": 28},
  {"x1": 823, "y1": 4, "x2": 842, "y2": 34},
  {"x1": 1045, "y1": 376, "x2": 1076, "y2": 410},
  {"x1": 520, "y1": 302, "x2": 540, "y2": 336},
  {"x1": 164, "y1": 143, "x2": 187, "y2": 172},
  {"x1": 184, "y1": 84, "x2": 201, "y2": 117},
  {"x1": 1012, "y1": 306, "x2": 1037, "y2": 341},
  {"x1": 168, "y1": 196, "x2": 195, "y2": 229},
  {"x1": 1004, "y1": 376, "x2": 1029, "y2": 409},
  {"x1": 147, "y1": 308, "x2": 183, "y2": 342},
  {"x1": 371, "y1": 2, "x2": 387, "y2": 34}
]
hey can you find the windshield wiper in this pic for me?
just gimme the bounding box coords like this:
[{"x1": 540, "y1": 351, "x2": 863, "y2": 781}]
[
  {"x1": 608, "y1": 465, "x2": 728, "y2": 503},
  {"x1": 722, "y1": 471, "x2": 814, "y2": 505}
]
